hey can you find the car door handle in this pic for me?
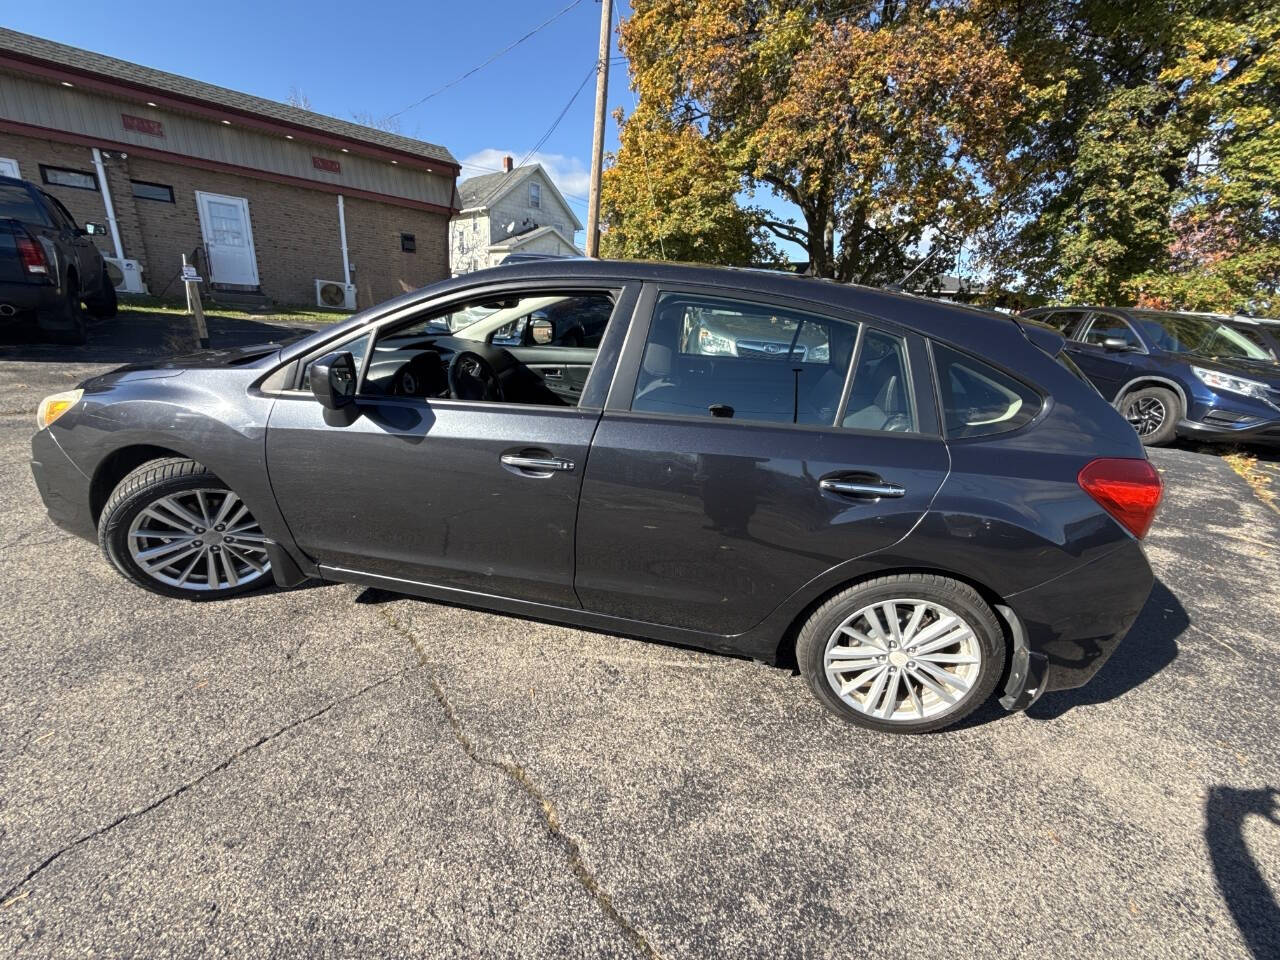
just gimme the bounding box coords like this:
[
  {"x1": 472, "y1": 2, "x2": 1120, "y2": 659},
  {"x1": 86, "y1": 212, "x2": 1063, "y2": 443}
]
[
  {"x1": 500, "y1": 454, "x2": 575, "y2": 473},
  {"x1": 819, "y1": 478, "x2": 906, "y2": 499}
]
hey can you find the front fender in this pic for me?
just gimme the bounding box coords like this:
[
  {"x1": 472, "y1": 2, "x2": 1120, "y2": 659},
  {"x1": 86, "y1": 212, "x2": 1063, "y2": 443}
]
[{"x1": 50, "y1": 370, "x2": 297, "y2": 554}]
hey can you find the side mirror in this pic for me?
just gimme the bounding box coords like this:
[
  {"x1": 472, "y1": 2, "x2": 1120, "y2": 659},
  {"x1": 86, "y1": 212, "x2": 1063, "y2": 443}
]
[
  {"x1": 83, "y1": 222, "x2": 107, "y2": 236},
  {"x1": 310, "y1": 351, "x2": 357, "y2": 410},
  {"x1": 1102, "y1": 337, "x2": 1134, "y2": 352},
  {"x1": 528, "y1": 317, "x2": 554, "y2": 345}
]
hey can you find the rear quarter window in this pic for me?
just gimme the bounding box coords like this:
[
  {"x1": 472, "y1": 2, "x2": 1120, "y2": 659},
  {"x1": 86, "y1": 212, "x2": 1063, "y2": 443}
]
[
  {"x1": 0, "y1": 184, "x2": 49, "y2": 224},
  {"x1": 933, "y1": 343, "x2": 1044, "y2": 439}
]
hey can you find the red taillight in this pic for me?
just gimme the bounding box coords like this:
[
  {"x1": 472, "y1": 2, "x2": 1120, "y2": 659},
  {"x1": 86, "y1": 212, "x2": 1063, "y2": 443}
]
[
  {"x1": 15, "y1": 233, "x2": 48, "y2": 275},
  {"x1": 1078, "y1": 458, "x2": 1164, "y2": 539}
]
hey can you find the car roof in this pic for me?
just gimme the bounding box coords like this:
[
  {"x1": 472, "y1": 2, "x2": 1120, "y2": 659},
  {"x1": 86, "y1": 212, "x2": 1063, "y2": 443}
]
[
  {"x1": 1033, "y1": 304, "x2": 1260, "y2": 323},
  {"x1": 426, "y1": 259, "x2": 1023, "y2": 355}
]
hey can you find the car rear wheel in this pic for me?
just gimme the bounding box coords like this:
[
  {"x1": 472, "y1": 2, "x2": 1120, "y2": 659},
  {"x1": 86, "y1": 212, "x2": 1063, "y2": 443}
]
[
  {"x1": 796, "y1": 574, "x2": 1006, "y2": 733},
  {"x1": 98, "y1": 457, "x2": 272, "y2": 600},
  {"x1": 1122, "y1": 386, "x2": 1180, "y2": 446},
  {"x1": 85, "y1": 264, "x2": 118, "y2": 319},
  {"x1": 48, "y1": 279, "x2": 87, "y2": 345}
]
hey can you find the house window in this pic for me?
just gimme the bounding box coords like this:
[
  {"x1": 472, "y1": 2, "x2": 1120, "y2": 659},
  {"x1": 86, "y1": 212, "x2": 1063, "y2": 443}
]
[
  {"x1": 131, "y1": 180, "x2": 174, "y2": 203},
  {"x1": 400, "y1": 232, "x2": 416, "y2": 253},
  {"x1": 529, "y1": 182, "x2": 541, "y2": 209},
  {"x1": 40, "y1": 165, "x2": 97, "y2": 191}
]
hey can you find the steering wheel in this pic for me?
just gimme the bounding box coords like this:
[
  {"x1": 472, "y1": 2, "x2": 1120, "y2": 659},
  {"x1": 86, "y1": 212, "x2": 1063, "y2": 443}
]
[{"x1": 448, "y1": 350, "x2": 506, "y2": 402}]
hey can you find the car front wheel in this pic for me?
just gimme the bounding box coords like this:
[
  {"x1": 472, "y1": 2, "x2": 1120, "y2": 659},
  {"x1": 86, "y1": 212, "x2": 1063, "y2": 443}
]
[
  {"x1": 98, "y1": 457, "x2": 272, "y2": 600},
  {"x1": 796, "y1": 574, "x2": 1006, "y2": 733}
]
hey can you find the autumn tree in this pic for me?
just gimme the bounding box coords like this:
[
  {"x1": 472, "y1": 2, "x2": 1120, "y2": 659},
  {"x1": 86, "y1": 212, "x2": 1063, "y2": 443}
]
[
  {"x1": 605, "y1": 0, "x2": 1024, "y2": 283},
  {"x1": 600, "y1": 110, "x2": 772, "y2": 264},
  {"x1": 977, "y1": 0, "x2": 1278, "y2": 312}
]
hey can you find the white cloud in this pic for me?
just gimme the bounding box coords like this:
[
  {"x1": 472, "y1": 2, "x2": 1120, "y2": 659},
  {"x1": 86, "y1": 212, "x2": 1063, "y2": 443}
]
[{"x1": 461, "y1": 148, "x2": 591, "y2": 202}]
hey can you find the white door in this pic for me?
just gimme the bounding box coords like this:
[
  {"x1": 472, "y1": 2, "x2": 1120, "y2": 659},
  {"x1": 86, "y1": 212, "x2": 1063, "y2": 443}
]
[
  {"x1": 195, "y1": 191, "x2": 259, "y2": 286},
  {"x1": 0, "y1": 158, "x2": 20, "y2": 178}
]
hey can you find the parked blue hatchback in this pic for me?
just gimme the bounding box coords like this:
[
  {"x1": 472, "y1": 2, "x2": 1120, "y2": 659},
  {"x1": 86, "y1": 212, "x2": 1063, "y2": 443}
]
[{"x1": 1023, "y1": 306, "x2": 1280, "y2": 446}]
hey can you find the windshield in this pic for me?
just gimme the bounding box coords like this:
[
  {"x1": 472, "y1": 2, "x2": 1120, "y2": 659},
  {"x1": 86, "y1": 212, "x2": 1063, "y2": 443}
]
[{"x1": 1134, "y1": 313, "x2": 1272, "y2": 361}]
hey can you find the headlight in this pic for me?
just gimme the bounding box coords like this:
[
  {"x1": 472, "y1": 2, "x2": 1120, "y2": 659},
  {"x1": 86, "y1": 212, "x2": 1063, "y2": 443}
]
[
  {"x1": 697, "y1": 328, "x2": 737, "y2": 356},
  {"x1": 36, "y1": 389, "x2": 83, "y2": 430},
  {"x1": 1192, "y1": 366, "x2": 1275, "y2": 404}
]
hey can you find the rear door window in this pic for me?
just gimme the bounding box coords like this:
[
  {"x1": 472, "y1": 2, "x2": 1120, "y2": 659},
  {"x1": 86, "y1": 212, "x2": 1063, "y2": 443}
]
[
  {"x1": 631, "y1": 292, "x2": 855, "y2": 425},
  {"x1": 841, "y1": 330, "x2": 917, "y2": 432},
  {"x1": 933, "y1": 343, "x2": 1043, "y2": 438}
]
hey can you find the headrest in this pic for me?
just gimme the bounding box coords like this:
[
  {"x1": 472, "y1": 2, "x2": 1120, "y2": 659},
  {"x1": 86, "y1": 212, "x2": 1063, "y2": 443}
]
[
  {"x1": 642, "y1": 343, "x2": 672, "y2": 378},
  {"x1": 876, "y1": 374, "x2": 901, "y2": 412}
]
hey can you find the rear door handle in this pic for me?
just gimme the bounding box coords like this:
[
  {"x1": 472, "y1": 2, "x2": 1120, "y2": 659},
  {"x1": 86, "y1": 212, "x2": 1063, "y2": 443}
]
[
  {"x1": 501, "y1": 454, "x2": 575, "y2": 473},
  {"x1": 819, "y1": 478, "x2": 906, "y2": 499}
]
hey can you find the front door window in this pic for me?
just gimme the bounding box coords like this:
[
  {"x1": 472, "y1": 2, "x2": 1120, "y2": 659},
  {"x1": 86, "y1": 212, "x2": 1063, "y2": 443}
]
[{"x1": 359, "y1": 290, "x2": 615, "y2": 406}]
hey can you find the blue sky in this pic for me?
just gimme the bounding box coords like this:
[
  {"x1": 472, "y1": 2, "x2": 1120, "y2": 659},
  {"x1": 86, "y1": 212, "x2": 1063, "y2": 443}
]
[{"x1": 8, "y1": 0, "x2": 807, "y2": 258}]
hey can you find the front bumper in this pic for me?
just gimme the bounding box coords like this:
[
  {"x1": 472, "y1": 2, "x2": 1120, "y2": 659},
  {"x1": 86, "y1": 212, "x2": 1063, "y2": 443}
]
[
  {"x1": 1176, "y1": 416, "x2": 1280, "y2": 445},
  {"x1": 1004, "y1": 538, "x2": 1154, "y2": 694},
  {"x1": 30, "y1": 427, "x2": 96, "y2": 541}
]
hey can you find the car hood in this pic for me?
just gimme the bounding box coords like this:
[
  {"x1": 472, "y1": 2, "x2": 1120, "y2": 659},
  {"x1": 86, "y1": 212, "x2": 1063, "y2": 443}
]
[
  {"x1": 1184, "y1": 353, "x2": 1280, "y2": 385},
  {"x1": 81, "y1": 342, "x2": 285, "y2": 388}
]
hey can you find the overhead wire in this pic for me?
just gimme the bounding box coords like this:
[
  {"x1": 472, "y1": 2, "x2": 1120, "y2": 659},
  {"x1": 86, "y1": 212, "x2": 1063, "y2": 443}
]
[
  {"x1": 382, "y1": 0, "x2": 586, "y2": 122},
  {"x1": 474, "y1": 62, "x2": 598, "y2": 213}
]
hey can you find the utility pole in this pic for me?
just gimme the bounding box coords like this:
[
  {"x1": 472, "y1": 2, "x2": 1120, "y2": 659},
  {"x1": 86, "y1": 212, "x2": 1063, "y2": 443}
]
[{"x1": 585, "y1": 0, "x2": 613, "y2": 258}]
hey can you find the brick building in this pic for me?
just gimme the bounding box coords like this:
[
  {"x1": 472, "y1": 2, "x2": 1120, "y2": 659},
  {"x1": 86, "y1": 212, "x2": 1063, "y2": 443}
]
[{"x1": 0, "y1": 28, "x2": 460, "y2": 309}]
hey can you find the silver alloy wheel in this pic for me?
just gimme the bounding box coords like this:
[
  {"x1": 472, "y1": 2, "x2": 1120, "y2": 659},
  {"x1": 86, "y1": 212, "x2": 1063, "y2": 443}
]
[
  {"x1": 126, "y1": 488, "x2": 270, "y2": 591},
  {"x1": 823, "y1": 599, "x2": 983, "y2": 723},
  {"x1": 1125, "y1": 396, "x2": 1166, "y2": 436}
]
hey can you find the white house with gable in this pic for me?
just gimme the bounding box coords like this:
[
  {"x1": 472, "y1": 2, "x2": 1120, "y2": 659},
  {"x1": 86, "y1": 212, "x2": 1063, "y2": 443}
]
[{"x1": 449, "y1": 157, "x2": 583, "y2": 274}]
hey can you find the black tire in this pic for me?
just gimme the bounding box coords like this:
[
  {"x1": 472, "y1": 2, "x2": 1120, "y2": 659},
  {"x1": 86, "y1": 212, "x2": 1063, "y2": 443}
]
[
  {"x1": 796, "y1": 573, "x2": 1007, "y2": 734},
  {"x1": 98, "y1": 457, "x2": 273, "y2": 601},
  {"x1": 85, "y1": 264, "x2": 118, "y2": 319},
  {"x1": 48, "y1": 277, "x2": 87, "y2": 345},
  {"x1": 1120, "y1": 385, "x2": 1180, "y2": 446}
]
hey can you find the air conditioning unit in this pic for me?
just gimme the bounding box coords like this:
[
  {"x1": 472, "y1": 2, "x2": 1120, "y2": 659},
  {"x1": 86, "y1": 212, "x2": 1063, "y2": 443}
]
[
  {"x1": 104, "y1": 257, "x2": 147, "y2": 294},
  {"x1": 315, "y1": 279, "x2": 357, "y2": 311}
]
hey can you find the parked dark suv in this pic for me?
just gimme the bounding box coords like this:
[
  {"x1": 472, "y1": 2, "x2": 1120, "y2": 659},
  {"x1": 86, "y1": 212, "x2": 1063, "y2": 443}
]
[
  {"x1": 31, "y1": 262, "x2": 1161, "y2": 733},
  {"x1": 1024, "y1": 306, "x2": 1280, "y2": 446},
  {"x1": 0, "y1": 174, "x2": 116, "y2": 343}
]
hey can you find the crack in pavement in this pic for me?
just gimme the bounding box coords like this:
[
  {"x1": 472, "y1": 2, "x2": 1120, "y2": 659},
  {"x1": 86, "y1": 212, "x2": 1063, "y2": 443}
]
[
  {"x1": 377, "y1": 606, "x2": 664, "y2": 960},
  {"x1": 0, "y1": 671, "x2": 404, "y2": 907}
]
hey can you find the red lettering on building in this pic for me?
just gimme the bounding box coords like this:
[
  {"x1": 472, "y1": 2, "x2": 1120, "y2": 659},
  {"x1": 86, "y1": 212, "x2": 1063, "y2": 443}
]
[{"x1": 122, "y1": 114, "x2": 164, "y2": 137}]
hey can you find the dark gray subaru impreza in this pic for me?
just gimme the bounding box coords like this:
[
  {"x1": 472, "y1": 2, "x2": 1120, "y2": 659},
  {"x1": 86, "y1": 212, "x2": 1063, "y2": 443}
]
[{"x1": 31, "y1": 261, "x2": 1162, "y2": 733}]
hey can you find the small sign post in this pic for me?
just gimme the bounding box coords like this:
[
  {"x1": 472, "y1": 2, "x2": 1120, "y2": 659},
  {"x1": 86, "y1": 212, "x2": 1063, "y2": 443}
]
[{"x1": 181, "y1": 254, "x2": 208, "y2": 348}]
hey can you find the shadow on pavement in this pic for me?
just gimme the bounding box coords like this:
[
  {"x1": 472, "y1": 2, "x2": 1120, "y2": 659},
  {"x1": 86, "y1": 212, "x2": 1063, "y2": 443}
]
[
  {"x1": 1205, "y1": 785, "x2": 1280, "y2": 959},
  {"x1": 0, "y1": 311, "x2": 320, "y2": 366},
  {"x1": 1025, "y1": 577, "x2": 1186, "y2": 721}
]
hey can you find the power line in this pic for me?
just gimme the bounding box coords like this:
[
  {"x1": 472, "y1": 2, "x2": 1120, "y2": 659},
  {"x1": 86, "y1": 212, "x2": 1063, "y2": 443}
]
[
  {"x1": 476, "y1": 62, "x2": 598, "y2": 212},
  {"x1": 383, "y1": 0, "x2": 586, "y2": 122}
]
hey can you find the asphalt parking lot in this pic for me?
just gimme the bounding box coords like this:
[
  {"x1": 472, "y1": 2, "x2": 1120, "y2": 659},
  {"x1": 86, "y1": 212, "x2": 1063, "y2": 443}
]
[{"x1": 2, "y1": 313, "x2": 1279, "y2": 959}]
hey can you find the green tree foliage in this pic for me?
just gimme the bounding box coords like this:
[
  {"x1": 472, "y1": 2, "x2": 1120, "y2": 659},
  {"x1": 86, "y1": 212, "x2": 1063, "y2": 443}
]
[
  {"x1": 606, "y1": 0, "x2": 1278, "y2": 312},
  {"x1": 978, "y1": 0, "x2": 1278, "y2": 311}
]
